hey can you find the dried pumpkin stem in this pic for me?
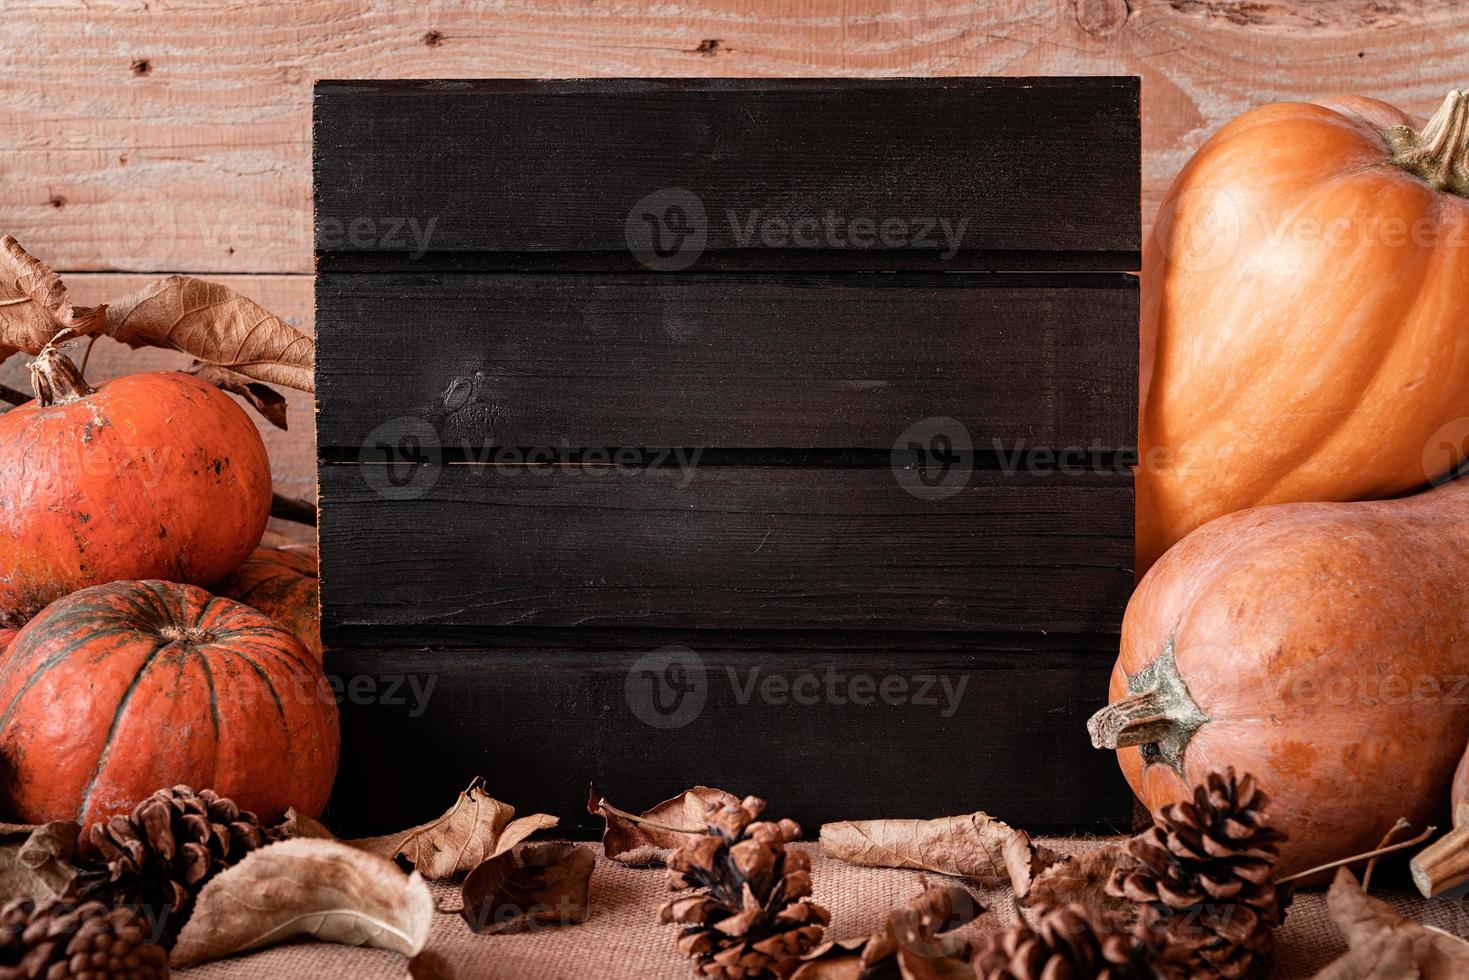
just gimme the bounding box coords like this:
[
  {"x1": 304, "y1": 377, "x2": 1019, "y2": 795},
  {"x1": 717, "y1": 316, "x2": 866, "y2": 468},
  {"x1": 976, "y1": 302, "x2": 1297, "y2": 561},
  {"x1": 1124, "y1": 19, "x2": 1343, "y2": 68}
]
[
  {"x1": 1388, "y1": 89, "x2": 1469, "y2": 196},
  {"x1": 1410, "y1": 803, "x2": 1469, "y2": 897},
  {"x1": 27, "y1": 342, "x2": 95, "y2": 407},
  {"x1": 1086, "y1": 642, "x2": 1208, "y2": 776}
]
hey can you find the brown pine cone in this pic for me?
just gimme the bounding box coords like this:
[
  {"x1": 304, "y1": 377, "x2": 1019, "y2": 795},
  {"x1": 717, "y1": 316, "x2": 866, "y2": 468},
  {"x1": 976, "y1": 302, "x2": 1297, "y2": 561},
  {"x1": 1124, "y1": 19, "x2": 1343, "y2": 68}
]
[
  {"x1": 1108, "y1": 769, "x2": 1287, "y2": 979},
  {"x1": 0, "y1": 898, "x2": 169, "y2": 979},
  {"x1": 974, "y1": 904, "x2": 1147, "y2": 980},
  {"x1": 659, "y1": 796, "x2": 830, "y2": 978},
  {"x1": 76, "y1": 786, "x2": 269, "y2": 946}
]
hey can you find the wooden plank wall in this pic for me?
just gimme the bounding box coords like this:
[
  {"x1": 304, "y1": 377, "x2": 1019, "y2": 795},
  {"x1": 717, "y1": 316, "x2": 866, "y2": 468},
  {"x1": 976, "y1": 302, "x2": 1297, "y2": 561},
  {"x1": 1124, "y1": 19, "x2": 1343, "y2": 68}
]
[{"x1": 3, "y1": 0, "x2": 1467, "y2": 505}]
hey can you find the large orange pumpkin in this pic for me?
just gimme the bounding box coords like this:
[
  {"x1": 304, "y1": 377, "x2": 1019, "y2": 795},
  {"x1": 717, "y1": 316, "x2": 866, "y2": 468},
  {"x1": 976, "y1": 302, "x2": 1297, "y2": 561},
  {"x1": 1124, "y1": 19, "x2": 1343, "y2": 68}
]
[
  {"x1": 0, "y1": 580, "x2": 338, "y2": 827},
  {"x1": 1138, "y1": 90, "x2": 1469, "y2": 574},
  {"x1": 1091, "y1": 479, "x2": 1469, "y2": 877},
  {"x1": 218, "y1": 545, "x2": 321, "y2": 661},
  {"x1": 0, "y1": 345, "x2": 271, "y2": 625}
]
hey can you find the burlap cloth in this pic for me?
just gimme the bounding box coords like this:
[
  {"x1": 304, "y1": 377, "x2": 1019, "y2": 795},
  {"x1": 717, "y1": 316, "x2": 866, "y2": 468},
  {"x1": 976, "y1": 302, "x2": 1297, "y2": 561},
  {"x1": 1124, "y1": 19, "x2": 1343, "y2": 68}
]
[{"x1": 175, "y1": 838, "x2": 1466, "y2": 979}]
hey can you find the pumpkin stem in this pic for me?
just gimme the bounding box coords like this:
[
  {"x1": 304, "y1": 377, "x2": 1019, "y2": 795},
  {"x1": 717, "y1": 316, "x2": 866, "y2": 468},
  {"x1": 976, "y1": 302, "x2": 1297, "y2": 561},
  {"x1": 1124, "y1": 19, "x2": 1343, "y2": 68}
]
[
  {"x1": 1086, "y1": 641, "x2": 1209, "y2": 777},
  {"x1": 1388, "y1": 89, "x2": 1469, "y2": 196},
  {"x1": 27, "y1": 338, "x2": 95, "y2": 406},
  {"x1": 1410, "y1": 803, "x2": 1469, "y2": 897}
]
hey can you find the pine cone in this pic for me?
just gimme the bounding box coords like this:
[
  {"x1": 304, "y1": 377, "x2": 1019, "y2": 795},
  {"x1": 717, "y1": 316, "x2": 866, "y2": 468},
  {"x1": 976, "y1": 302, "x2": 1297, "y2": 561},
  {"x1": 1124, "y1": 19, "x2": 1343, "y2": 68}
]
[
  {"x1": 1108, "y1": 769, "x2": 1287, "y2": 979},
  {"x1": 659, "y1": 796, "x2": 830, "y2": 978},
  {"x1": 974, "y1": 904, "x2": 1147, "y2": 980},
  {"x1": 0, "y1": 898, "x2": 168, "y2": 979},
  {"x1": 77, "y1": 786, "x2": 269, "y2": 946}
]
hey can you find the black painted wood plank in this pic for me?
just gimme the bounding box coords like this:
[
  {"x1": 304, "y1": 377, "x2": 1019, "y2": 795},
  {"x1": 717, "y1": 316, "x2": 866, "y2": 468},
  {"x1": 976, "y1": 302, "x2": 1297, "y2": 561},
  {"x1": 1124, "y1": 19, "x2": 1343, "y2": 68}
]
[
  {"x1": 318, "y1": 464, "x2": 1134, "y2": 640},
  {"x1": 315, "y1": 272, "x2": 1138, "y2": 455},
  {"x1": 313, "y1": 78, "x2": 1140, "y2": 268},
  {"x1": 322, "y1": 647, "x2": 1134, "y2": 836}
]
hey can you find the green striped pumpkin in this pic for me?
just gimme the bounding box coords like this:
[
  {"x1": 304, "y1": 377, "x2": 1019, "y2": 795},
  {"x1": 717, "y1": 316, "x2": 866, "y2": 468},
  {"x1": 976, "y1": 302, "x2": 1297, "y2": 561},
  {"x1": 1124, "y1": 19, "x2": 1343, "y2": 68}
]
[{"x1": 0, "y1": 580, "x2": 338, "y2": 827}]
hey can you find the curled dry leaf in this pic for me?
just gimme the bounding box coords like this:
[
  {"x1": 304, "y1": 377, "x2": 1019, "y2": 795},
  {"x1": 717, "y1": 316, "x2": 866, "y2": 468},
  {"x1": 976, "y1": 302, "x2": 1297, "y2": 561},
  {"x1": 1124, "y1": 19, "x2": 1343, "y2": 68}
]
[
  {"x1": 355, "y1": 777, "x2": 557, "y2": 880},
  {"x1": 0, "y1": 236, "x2": 314, "y2": 392},
  {"x1": 793, "y1": 882, "x2": 982, "y2": 980},
  {"x1": 819, "y1": 811, "x2": 1039, "y2": 885},
  {"x1": 1017, "y1": 841, "x2": 1134, "y2": 917},
  {"x1": 272, "y1": 808, "x2": 336, "y2": 841},
  {"x1": 170, "y1": 837, "x2": 433, "y2": 967},
  {"x1": 0, "y1": 820, "x2": 79, "y2": 903},
  {"x1": 1312, "y1": 867, "x2": 1469, "y2": 978},
  {"x1": 105, "y1": 275, "x2": 314, "y2": 391},
  {"x1": 588, "y1": 785, "x2": 740, "y2": 866},
  {"x1": 188, "y1": 362, "x2": 289, "y2": 430},
  {"x1": 460, "y1": 842, "x2": 595, "y2": 935},
  {"x1": 0, "y1": 235, "x2": 106, "y2": 366}
]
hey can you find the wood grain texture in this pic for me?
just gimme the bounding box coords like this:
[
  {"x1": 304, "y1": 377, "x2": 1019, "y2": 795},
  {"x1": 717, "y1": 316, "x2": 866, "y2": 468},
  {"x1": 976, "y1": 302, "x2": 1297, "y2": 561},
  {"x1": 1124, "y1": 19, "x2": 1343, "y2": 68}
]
[
  {"x1": 318, "y1": 464, "x2": 1134, "y2": 638},
  {"x1": 5, "y1": 0, "x2": 1468, "y2": 274},
  {"x1": 316, "y1": 271, "x2": 1138, "y2": 453},
  {"x1": 314, "y1": 77, "x2": 1139, "y2": 264},
  {"x1": 323, "y1": 646, "x2": 1135, "y2": 835}
]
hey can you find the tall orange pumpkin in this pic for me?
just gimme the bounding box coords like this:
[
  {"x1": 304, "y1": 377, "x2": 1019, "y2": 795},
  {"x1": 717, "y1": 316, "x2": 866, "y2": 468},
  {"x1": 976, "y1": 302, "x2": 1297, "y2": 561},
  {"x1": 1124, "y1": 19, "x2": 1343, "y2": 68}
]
[
  {"x1": 0, "y1": 345, "x2": 271, "y2": 624},
  {"x1": 0, "y1": 580, "x2": 338, "y2": 827},
  {"x1": 1139, "y1": 90, "x2": 1469, "y2": 574},
  {"x1": 219, "y1": 545, "x2": 322, "y2": 661}
]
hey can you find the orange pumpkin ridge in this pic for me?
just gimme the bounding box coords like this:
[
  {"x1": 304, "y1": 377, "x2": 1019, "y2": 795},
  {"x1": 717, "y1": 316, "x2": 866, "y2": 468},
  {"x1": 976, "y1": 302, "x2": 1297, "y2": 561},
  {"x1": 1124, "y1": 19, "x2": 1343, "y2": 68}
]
[
  {"x1": 1138, "y1": 90, "x2": 1469, "y2": 576},
  {"x1": 0, "y1": 344, "x2": 271, "y2": 626},
  {"x1": 1091, "y1": 478, "x2": 1469, "y2": 878},
  {"x1": 218, "y1": 545, "x2": 321, "y2": 661},
  {"x1": 0, "y1": 580, "x2": 338, "y2": 828}
]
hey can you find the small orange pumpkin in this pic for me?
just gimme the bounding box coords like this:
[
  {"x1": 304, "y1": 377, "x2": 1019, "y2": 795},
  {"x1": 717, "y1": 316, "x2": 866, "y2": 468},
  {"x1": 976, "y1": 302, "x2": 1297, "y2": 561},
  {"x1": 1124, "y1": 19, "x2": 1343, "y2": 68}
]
[
  {"x1": 0, "y1": 346, "x2": 271, "y2": 625},
  {"x1": 0, "y1": 580, "x2": 338, "y2": 827},
  {"x1": 219, "y1": 545, "x2": 321, "y2": 661},
  {"x1": 1092, "y1": 479, "x2": 1469, "y2": 877},
  {"x1": 1139, "y1": 90, "x2": 1469, "y2": 574}
]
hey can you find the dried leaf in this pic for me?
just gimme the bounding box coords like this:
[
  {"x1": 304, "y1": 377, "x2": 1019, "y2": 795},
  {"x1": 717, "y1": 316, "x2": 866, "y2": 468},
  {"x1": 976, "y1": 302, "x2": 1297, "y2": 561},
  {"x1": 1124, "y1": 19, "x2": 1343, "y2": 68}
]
[
  {"x1": 407, "y1": 950, "x2": 458, "y2": 979},
  {"x1": 1018, "y1": 841, "x2": 1134, "y2": 917},
  {"x1": 1312, "y1": 868, "x2": 1469, "y2": 978},
  {"x1": 588, "y1": 786, "x2": 740, "y2": 866},
  {"x1": 189, "y1": 362, "x2": 288, "y2": 430},
  {"x1": 461, "y1": 842, "x2": 595, "y2": 935},
  {"x1": 819, "y1": 812, "x2": 1034, "y2": 885},
  {"x1": 354, "y1": 777, "x2": 557, "y2": 879},
  {"x1": 794, "y1": 883, "x2": 981, "y2": 980},
  {"x1": 0, "y1": 820, "x2": 79, "y2": 903},
  {"x1": 0, "y1": 237, "x2": 313, "y2": 394},
  {"x1": 170, "y1": 838, "x2": 433, "y2": 967},
  {"x1": 0, "y1": 235, "x2": 106, "y2": 367},
  {"x1": 273, "y1": 808, "x2": 336, "y2": 841},
  {"x1": 105, "y1": 274, "x2": 314, "y2": 391}
]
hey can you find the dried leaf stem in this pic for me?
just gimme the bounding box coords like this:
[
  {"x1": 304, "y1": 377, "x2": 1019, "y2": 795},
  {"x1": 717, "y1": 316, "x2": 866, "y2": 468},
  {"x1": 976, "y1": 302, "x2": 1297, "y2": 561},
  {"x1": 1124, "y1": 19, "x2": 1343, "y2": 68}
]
[{"x1": 1278, "y1": 823, "x2": 1434, "y2": 884}]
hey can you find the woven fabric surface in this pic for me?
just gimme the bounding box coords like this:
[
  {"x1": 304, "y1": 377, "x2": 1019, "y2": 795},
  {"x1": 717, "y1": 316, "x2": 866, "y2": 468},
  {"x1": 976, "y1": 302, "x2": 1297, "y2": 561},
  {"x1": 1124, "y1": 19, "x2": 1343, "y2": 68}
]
[{"x1": 174, "y1": 839, "x2": 1464, "y2": 980}]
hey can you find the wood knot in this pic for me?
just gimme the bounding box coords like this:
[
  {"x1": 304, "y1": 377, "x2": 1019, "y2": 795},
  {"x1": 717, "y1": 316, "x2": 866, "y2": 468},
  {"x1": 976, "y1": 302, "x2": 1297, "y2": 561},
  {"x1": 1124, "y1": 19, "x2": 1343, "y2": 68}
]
[
  {"x1": 48, "y1": 195, "x2": 66, "y2": 209},
  {"x1": 693, "y1": 39, "x2": 724, "y2": 56},
  {"x1": 1074, "y1": 0, "x2": 1128, "y2": 37},
  {"x1": 130, "y1": 58, "x2": 152, "y2": 75},
  {"x1": 423, "y1": 30, "x2": 445, "y2": 47}
]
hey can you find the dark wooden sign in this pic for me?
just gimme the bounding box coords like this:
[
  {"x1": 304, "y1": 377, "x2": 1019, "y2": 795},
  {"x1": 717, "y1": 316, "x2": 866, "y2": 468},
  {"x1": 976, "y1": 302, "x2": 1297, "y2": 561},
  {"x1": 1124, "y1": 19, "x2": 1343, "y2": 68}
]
[{"x1": 314, "y1": 77, "x2": 1140, "y2": 835}]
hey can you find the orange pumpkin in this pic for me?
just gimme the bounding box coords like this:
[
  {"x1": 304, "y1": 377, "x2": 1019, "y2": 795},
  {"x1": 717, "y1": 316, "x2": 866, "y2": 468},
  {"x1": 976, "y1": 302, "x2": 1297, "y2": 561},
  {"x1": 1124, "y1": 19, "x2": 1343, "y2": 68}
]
[
  {"x1": 0, "y1": 346, "x2": 271, "y2": 626},
  {"x1": 1139, "y1": 90, "x2": 1469, "y2": 574},
  {"x1": 219, "y1": 545, "x2": 321, "y2": 661},
  {"x1": 1091, "y1": 479, "x2": 1469, "y2": 877},
  {"x1": 0, "y1": 580, "x2": 338, "y2": 827}
]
